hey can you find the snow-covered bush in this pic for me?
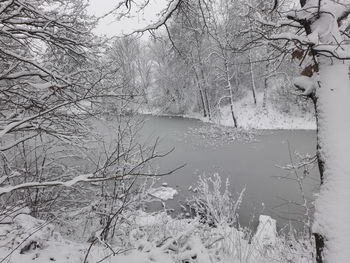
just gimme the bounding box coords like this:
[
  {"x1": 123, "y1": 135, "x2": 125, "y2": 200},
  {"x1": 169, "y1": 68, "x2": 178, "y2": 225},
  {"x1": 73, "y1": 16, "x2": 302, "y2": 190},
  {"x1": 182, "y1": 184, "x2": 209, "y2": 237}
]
[
  {"x1": 0, "y1": 212, "x2": 85, "y2": 263},
  {"x1": 188, "y1": 174, "x2": 245, "y2": 227},
  {"x1": 0, "y1": 174, "x2": 315, "y2": 263}
]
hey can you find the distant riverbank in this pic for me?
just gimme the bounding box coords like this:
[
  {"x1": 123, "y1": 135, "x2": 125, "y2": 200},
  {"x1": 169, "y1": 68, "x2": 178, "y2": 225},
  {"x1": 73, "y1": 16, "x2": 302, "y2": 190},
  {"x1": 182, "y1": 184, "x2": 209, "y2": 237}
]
[{"x1": 139, "y1": 95, "x2": 316, "y2": 130}]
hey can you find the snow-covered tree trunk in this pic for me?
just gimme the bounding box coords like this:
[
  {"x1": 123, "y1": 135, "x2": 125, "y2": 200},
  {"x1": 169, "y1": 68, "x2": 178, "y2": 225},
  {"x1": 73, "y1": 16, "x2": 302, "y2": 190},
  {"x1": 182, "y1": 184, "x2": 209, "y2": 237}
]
[
  {"x1": 286, "y1": 1, "x2": 350, "y2": 261},
  {"x1": 313, "y1": 59, "x2": 350, "y2": 263}
]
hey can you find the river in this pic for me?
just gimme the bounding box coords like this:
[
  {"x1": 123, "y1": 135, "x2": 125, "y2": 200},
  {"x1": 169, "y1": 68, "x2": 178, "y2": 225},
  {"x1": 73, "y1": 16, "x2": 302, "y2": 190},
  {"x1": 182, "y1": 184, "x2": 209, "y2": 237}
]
[{"x1": 101, "y1": 114, "x2": 320, "y2": 230}]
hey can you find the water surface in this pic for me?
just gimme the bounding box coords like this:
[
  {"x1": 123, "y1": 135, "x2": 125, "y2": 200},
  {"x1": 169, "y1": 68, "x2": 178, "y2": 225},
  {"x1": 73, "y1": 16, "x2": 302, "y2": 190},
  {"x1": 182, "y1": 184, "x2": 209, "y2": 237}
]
[
  {"x1": 102, "y1": 115, "x2": 320, "y2": 230},
  {"x1": 137, "y1": 116, "x2": 319, "y2": 231}
]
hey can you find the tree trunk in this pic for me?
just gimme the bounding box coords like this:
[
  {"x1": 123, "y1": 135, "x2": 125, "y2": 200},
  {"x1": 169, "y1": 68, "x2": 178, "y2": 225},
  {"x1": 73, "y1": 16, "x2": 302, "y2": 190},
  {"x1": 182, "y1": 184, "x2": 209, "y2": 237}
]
[
  {"x1": 194, "y1": 72, "x2": 207, "y2": 118},
  {"x1": 197, "y1": 58, "x2": 211, "y2": 120},
  {"x1": 229, "y1": 93, "x2": 237, "y2": 128},
  {"x1": 224, "y1": 60, "x2": 238, "y2": 127},
  {"x1": 199, "y1": 89, "x2": 207, "y2": 117},
  {"x1": 313, "y1": 59, "x2": 350, "y2": 262},
  {"x1": 249, "y1": 50, "x2": 257, "y2": 105},
  {"x1": 263, "y1": 77, "x2": 268, "y2": 111},
  {"x1": 262, "y1": 63, "x2": 269, "y2": 111},
  {"x1": 204, "y1": 88, "x2": 211, "y2": 120},
  {"x1": 199, "y1": 61, "x2": 211, "y2": 120}
]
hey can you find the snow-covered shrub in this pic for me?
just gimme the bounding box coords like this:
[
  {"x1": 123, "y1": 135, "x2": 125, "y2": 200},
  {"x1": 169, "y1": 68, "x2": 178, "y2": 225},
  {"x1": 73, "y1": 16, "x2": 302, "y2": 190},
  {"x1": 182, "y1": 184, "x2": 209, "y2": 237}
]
[
  {"x1": 188, "y1": 174, "x2": 245, "y2": 227},
  {"x1": 0, "y1": 183, "x2": 315, "y2": 263},
  {"x1": 55, "y1": 177, "x2": 159, "y2": 242},
  {"x1": 267, "y1": 74, "x2": 313, "y2": 116},
  {"x1": 183, "y1": 174, "x2": 314, "y2": 263},
  {"x1": 0, "y1": 114, "x2": 172, "y2": 251},
  {"x1": 0, "y1": 213, "x2": 85, "y2": 263}
]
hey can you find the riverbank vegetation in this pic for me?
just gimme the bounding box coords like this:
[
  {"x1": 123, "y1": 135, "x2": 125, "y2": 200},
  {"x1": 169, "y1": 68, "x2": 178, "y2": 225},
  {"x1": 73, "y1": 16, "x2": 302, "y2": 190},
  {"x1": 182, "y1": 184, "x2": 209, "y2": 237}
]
[{"x1": 1, "y1": 174, "x2": 314, "y2": 263}]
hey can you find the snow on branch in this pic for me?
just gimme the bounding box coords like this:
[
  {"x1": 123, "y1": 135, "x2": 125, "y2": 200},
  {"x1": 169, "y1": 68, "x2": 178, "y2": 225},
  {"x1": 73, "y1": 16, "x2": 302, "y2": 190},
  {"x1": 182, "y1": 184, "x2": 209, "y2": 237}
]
[
  {"x1": 0, "y1": 167, "x2": 185, "y2": 197},
  {"x1": 0, "y1": 133, "x2": 38, "y2": 151},
  {"x1": 0, "y1": 172, "x2": 133, "y2": 197},
  {"x1": 0, "y1": 100, "x2": 74, "y2": 138},
  {"x1": 293, "y1": 75, "x2": 316, "y2": 96},
  {"x1": 0, "y1": 174, "x2": 93, "y2": 196},
  {"x1": 0, "y1": 92, "x2": 136, "y2": 139},
  {"x1": 131, "y1": 0, "x2": 182, "y2": 33},
  {"x1": 269, "y1": 32, "x2": 311, "y2": 45}
]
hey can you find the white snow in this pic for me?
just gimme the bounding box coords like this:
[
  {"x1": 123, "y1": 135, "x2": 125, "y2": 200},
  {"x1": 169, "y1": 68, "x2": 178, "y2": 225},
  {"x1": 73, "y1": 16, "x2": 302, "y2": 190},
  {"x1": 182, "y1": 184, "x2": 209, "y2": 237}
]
[
  {"x1": 218, "y1": 94, "x2": 315, "y2": 130},
  {"x1": 312, "y1": 60, "x2": 350, "y2": 262},
  {"x1": 0, "y1": 214, "x2": 85, "y2": 263},
  {"x1": 0, "y1": 211, "x2": 314, "y2": 263},
  {"x1": 252, "y1": 215, "x2": 277, "y2": 248},
  {"x1": 293, "y1": 76, "x2": 316, "y2": 96},
  {"x1": 140, "y1": 92, "x2": 316, "y2": 130},
  {"x1": 148, "y1": 186, "x2": 178, "y2": 201},
  {"x1": 0, "y1": 174, "x2": 93, "y2": 196},
  {"x1": 289, "y1": 1, "x2": 350, "y2": 261}
]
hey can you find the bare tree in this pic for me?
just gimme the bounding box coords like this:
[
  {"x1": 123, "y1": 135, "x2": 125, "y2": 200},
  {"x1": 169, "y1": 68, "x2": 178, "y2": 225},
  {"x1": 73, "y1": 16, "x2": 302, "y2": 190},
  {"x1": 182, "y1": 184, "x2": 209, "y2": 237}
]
[
  {"x1": 0, "y1": 0, "x2": 174, "y2": 221},
  {"x1": 204, "y1": 0, "x2": 242, "y2": 127}
]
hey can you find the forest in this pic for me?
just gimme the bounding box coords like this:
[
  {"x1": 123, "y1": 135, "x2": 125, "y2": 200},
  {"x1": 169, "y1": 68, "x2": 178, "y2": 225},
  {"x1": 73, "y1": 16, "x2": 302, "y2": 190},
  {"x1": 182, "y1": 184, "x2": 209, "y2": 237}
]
[{"x1": 0, "y1": 0, "x2": 349, "y2": 262}]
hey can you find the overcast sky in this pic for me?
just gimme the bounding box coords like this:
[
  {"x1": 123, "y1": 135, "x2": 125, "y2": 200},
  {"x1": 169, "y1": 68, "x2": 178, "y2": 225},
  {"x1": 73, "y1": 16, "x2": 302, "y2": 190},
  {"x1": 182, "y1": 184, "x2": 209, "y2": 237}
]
[{"x1": 87, "y1": 0, "x2": 167, "y2": 37}]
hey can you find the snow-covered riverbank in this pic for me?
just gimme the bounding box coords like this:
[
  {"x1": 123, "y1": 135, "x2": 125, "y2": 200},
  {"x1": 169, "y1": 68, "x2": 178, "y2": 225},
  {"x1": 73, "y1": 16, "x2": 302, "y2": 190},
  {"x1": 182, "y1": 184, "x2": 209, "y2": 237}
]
[
  {"x1": 218, "y1": 101, "x2": 316, "y2": 130},
  {"x1": 0, "y1": 177, "x2": 315, "y2": 263},
  {"x1": 0, "y1": 211, "x2": 313, "y2": 263},
  {"x1": 140, "y1": 95, "x2": 316, "y2": 130}
]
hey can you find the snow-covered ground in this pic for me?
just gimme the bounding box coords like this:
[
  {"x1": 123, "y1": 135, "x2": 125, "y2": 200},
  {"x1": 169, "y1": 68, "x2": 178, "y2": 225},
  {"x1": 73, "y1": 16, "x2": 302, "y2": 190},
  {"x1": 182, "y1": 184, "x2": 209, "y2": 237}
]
[
  {"x1": 0, "y1": 213, "x2": 85, "y2": 263},
  {"x1": 0, "y1": 211, "x2": 313, "y2": 263},
  {"x1": 218, "y1": 99, "x2": 315, "y2": 130},
  {"x1": 149, "y1": 186, "x2": 178, "y2": 201},
  {"x1": 140, "y1": 94, "x2": 316, "y2": 130},
  {"x1": 0, "y1": 175, "x2": 315, "y2": 263}
]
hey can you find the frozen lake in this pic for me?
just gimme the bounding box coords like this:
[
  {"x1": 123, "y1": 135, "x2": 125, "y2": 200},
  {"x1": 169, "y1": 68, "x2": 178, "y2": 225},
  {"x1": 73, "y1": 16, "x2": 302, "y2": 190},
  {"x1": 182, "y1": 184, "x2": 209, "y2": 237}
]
[{"x1": 102, "y1": 115, "x2": 320, "y2": 230}]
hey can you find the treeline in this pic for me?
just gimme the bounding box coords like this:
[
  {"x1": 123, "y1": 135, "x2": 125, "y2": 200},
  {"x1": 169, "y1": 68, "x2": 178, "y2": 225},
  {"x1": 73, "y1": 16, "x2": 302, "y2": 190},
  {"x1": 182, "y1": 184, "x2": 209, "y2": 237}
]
[{"x1": 121, "y1": 0, "x2": 313, "y2": 126}]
